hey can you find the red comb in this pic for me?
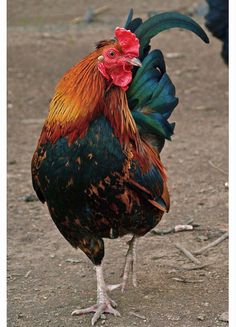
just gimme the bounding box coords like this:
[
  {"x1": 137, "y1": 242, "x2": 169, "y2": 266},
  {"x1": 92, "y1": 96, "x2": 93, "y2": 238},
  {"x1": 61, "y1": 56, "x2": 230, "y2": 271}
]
[{"x1": 115, "y1": 27, "x2": 140, "y2": 57}]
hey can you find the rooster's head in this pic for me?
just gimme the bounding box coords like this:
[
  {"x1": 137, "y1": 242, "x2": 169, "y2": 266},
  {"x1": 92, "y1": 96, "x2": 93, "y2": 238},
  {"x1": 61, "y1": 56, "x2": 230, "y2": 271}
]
[{"x1": 97, "y1": 27, "x2": 142, "y2": 91}]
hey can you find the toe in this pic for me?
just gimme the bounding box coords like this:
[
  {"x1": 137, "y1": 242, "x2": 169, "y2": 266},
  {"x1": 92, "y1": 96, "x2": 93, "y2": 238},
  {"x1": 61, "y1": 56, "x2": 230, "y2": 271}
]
[
  {"x1": 91, "y1": 304, "x2": 106, "y2": 325},
  {"x1": 71, "y1": 305, "x2": 97, "y2": 316},
  {"x1": 105, "y1": 305, "x2": 121, "y2": 317},
  {"x1": 106, "y1": 283, "x2": 121, "y2": 292},
  {"x1": 91, "y1": 303, "x2": 121, "y2": 325},
  {"x1": 109, "y1": 298, "x2": 118, "y2": 308}
]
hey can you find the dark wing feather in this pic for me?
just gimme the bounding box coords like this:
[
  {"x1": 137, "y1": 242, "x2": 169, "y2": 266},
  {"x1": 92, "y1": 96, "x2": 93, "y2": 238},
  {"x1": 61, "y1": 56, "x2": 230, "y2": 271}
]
[{"x1": 32, "y1": 117, "x2": 167, "y2": 216}]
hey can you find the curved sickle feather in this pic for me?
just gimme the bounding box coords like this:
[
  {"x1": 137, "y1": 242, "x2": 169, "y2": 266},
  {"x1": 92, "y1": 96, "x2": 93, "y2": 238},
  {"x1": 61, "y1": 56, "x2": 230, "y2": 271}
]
[{"x1": 134, "y1": 12, "x2": 209, "y2": 56}]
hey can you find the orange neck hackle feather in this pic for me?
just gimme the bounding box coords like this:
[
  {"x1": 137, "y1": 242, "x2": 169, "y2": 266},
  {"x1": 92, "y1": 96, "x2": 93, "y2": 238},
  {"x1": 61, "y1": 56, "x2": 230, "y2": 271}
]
[
  {"x1": 39, "y1": 50, "x2": 106, "y2": 145},
  {"x1": 39, "y1": 45, "x2": 142, "y2": 150},
  {"x1": 38, "y1": 45, "x2": 167, "y2": 181}
]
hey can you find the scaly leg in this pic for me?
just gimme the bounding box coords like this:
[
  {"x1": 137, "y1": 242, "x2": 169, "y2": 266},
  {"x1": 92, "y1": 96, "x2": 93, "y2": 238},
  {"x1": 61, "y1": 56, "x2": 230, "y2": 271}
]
[
  {"x1": 121, "y1": 235, "x2": 138, "y2": 292},
  {"x1": 72, "y1": 265, "x2": 121, "y2": 325}
]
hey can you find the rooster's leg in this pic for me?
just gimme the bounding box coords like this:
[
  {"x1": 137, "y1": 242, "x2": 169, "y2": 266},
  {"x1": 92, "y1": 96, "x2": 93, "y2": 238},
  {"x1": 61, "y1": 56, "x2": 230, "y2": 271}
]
[
  {"x1": 72, "y1": 264, "x2": 121, "y2": 325},
  {"x1": 121, "y1": 235, "x2": 138, "y2": 292}
]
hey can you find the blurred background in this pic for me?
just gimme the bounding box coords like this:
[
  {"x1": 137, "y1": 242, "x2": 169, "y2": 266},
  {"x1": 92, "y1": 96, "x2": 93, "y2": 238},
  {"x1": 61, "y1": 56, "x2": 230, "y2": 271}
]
[{"x1": 8, "y1": 1, "x2": 228, "y2": 326}]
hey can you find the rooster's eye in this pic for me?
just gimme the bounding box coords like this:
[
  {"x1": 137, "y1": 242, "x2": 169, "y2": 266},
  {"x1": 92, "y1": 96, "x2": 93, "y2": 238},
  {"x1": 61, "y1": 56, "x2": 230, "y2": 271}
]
[{"x1": 108, "y1": 50, "x2": 116, "y2": 58}]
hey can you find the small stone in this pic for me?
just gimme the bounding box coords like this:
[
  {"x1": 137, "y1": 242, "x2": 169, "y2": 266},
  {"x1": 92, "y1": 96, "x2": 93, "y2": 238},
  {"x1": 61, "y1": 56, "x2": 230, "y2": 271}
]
[
  {"x1": 198, "y1": 201, "x2": 205, "y2": 206},
  {"x1": 23, "y1": 194, "x2": 38, "y2": 202},
  {"x1": 197, "y1": 314, "x2": 206, "y2": 321},
  {"x1": 218, "y1": 312, "x2": 228, "y2": 322},
  {"x1": 202, "y1": 302, "x2": 209, "y2": 307},
  {"x1": 100, "y1": 314, "x2": 106, "y2": 320},
  {"x1": 65, "y1": 258, "x2": 81, "y2": 264},
  {"x1": 17, "y1": 312, "x2": 24, "y2": 319},
  {"x1": 197, "y1": 235, "x2": 208, "y2": 242},
  {"x1": 9, "y1": 160, "x2": 17, "y2": 165}
]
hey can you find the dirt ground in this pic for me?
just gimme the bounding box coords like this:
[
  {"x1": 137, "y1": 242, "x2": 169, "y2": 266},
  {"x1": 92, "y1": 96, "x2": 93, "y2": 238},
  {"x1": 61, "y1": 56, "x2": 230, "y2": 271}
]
[{"x1": 7, "y1": 0, "x2": 228, "y2": 326}]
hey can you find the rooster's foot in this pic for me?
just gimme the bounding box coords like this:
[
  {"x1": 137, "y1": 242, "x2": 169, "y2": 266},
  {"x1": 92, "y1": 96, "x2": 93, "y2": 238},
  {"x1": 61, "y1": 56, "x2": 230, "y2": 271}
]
[
  {"x1": 72, "y1": 301, "x2": 120, "y2": 325},
  {"x1": 71, "y1": 265, "x2": 121, "y2": 325}
]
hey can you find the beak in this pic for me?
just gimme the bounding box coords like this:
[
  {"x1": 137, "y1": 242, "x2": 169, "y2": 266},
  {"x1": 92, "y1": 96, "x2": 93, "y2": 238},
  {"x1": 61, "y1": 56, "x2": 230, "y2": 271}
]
[{"x1": 126, "y1": 57, "x2": 142, "y2": 67}]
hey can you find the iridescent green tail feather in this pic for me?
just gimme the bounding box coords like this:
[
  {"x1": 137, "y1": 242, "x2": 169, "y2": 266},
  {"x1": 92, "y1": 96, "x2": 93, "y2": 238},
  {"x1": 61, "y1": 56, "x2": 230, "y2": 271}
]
[{"x1": 125, "y1": 9, "x2": 209, "y2": 148}]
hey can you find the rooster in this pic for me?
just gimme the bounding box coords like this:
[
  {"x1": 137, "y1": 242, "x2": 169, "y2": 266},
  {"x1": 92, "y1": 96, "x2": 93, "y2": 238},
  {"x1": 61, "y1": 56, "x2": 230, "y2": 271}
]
[{"x1": 31, "y1": 9, "x2": 209, "y2": 325}]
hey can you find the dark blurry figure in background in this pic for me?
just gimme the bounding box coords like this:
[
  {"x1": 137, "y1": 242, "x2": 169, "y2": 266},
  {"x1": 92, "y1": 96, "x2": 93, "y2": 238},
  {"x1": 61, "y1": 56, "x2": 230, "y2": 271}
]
[{"x1": 205, "y1": 0, "x2": 228, "y2": 65}]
